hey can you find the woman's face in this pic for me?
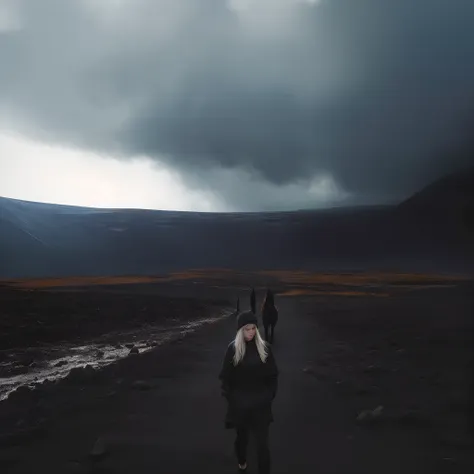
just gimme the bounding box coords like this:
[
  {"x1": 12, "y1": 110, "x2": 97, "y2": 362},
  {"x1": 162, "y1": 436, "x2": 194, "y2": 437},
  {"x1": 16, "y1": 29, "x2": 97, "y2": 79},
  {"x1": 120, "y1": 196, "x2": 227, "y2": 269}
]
[{"x1": 243, "y1": 324, "x2": 256, "y2": 341}]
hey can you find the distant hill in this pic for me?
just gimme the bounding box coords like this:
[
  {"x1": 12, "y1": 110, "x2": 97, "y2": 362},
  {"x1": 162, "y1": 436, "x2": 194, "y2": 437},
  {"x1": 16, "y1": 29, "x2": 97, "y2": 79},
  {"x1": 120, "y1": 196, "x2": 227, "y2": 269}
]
[
  {"x1": 398, "y1": 166, "x2": 473, "y2": 219},
  {"x1": 1, "y1": 169, "x2": 473, "y2": 278},
  {"x1": 394, "y1": 166, "x2": 474, "y2": 247}
]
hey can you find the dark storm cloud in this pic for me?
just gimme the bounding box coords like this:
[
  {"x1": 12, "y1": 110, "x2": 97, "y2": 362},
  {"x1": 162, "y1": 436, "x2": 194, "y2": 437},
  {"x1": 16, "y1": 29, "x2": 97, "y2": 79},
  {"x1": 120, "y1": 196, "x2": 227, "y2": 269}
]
[{"x1": 1, "y1": 0, "x2": 474, "y2": 206}]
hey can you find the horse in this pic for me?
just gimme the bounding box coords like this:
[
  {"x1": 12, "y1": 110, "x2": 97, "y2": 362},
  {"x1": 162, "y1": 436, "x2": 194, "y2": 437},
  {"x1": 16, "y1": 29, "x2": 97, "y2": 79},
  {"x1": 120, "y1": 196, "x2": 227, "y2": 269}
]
[
  {"x1": 250, "y1": 287, "x2": 256, "y2": 314},
  {"x1": 261, "y1": 289, "x2": 278, "y2": 344}
]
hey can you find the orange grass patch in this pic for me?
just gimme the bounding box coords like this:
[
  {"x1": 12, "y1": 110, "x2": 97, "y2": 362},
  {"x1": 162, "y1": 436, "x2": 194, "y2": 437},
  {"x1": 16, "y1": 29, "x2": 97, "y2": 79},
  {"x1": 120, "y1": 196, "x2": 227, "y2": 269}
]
[
  {"x1": 1, "y1": 275, "x2": 161, "y2": 289},
  {"x1": 1, "y1": 268, "x2": 469, "y2": 290},
  {"x1": 256, "y1": 270, "x2": 468, "y2": 286},
  {"x1": 279, "y1": 289, "x2": 389, "y2": 297}
]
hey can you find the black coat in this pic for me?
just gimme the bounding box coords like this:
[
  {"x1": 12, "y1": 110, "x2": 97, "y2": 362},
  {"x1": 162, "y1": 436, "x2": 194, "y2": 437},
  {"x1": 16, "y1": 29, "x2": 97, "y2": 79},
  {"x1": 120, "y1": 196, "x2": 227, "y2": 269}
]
[{"x1": 219, "y1": 339, "x2": 279, "y2": 429}]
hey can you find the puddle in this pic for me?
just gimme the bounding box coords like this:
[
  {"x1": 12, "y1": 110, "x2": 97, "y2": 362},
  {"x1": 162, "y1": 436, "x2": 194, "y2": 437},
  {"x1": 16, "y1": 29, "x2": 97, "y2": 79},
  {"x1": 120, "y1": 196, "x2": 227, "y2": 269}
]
[{"x1": 0, "y1": 310, "x2": 232, "y2": 401}]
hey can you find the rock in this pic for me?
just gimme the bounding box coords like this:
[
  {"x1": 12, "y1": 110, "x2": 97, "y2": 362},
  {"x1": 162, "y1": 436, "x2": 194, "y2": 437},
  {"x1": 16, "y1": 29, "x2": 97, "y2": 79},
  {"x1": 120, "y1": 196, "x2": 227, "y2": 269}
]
[
  {"x1": 356, "y1": 405, "x2": 384, "y2": 424},
  {"x1": 65, "y1": 365, "x2": 97, "y2": 384},
  {"x1": 90, "y1": 437, "x2": 107, "y2": 458},
  {"x1": 363, "y1": 364, "x2": 387, "y2": 374},
  {"x1": 356, "y1": 410, "x2": 372, "y2": 422},
  {"x1": 372, "y1": 405, "x2": 384, "y2": 417},
  {"x1": 131, "y1": 380, "x2": 155, "y2": 391},
  {"x1": 129, "y1": 347, "x2": 139, "y2": 355}
]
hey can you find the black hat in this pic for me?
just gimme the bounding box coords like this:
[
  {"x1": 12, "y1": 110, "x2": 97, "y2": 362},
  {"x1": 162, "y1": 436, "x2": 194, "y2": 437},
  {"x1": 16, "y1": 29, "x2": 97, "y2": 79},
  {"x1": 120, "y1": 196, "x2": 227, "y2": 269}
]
[{"x1": 237, "y1": 310, "x2": 258, "y2": 331}]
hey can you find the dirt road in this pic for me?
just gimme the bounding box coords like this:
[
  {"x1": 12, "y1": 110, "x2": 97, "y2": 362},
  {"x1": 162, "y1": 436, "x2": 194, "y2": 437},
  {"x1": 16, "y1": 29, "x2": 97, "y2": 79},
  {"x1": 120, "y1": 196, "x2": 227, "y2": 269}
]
[{"x1": 5, "y1": 291, "x2": 471, "y2": 473}]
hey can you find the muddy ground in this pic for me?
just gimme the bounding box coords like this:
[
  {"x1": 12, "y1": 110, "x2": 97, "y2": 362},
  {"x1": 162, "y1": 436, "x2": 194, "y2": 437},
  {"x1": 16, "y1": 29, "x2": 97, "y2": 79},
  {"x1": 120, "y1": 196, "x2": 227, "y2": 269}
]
[{"x1": 0, "y1": 272, "x2": 473, "y2": 473}]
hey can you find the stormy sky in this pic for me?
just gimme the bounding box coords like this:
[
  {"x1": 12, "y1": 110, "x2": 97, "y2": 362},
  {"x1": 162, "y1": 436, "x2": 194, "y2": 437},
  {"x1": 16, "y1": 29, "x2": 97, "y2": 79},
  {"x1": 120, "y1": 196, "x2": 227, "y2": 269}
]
[{"x1": 0, "y1": 0, "x2": 473, "y2": 211}]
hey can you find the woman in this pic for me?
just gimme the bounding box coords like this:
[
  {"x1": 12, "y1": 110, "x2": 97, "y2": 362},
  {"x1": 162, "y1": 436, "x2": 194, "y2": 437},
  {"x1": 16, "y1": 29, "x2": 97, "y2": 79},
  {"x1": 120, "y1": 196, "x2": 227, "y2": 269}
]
[{"x1": 219, "y1": 310, "x2": 279, "y2": 473}]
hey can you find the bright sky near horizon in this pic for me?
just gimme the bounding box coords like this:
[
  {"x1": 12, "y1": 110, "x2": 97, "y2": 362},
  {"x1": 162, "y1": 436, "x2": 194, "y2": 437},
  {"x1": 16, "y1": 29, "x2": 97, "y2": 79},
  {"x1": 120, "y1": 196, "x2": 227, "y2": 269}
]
[
  {"x1": 0, "y1": 131, "x2": 349, "y2": 212},
  {"x1": 1, "y1": 0, "x2": 473, "y2": 211},
  {"x1": 0, "y1": 131, "x2": 224, "y2": 211}
]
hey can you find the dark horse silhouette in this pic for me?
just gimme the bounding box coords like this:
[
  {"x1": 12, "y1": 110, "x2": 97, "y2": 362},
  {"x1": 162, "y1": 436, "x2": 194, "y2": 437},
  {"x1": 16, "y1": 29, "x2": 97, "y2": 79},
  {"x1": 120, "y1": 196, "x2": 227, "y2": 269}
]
[
  {"x1": 250, "y1": 287, "x2": 256, "y2": 314},
  {"x1": 261, "y1": 289, "x2": 278, "y2": 344}
]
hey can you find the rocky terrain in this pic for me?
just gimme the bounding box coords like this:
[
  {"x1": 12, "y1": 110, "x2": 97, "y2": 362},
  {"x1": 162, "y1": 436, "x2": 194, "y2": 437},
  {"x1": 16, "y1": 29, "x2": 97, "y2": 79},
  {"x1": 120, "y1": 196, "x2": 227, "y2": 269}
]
[{"x1": 0, "y1": 273, "x2": 472, "y2": 473}]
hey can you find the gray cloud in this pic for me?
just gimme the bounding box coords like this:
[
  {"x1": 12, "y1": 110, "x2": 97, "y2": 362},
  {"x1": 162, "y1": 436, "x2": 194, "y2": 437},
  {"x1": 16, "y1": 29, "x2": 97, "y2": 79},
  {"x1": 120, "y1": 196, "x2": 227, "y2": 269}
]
[{"x1": 1, "y1": 0, "x2": 474, "y2": 209}]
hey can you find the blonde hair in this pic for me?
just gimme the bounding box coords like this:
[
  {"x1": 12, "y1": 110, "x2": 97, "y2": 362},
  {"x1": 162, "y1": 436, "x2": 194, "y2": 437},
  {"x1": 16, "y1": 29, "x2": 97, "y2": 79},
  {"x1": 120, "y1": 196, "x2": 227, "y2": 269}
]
[{"x1": 233, "y1": 325, "x2": 268, "y2": 366}]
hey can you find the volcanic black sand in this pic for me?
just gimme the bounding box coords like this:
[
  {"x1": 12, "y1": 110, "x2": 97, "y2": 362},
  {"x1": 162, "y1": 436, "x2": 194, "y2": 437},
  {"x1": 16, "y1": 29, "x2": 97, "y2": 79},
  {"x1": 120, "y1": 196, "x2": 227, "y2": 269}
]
[{"x1": 0, "y1": 271, "x2": 473, "y2": 473}]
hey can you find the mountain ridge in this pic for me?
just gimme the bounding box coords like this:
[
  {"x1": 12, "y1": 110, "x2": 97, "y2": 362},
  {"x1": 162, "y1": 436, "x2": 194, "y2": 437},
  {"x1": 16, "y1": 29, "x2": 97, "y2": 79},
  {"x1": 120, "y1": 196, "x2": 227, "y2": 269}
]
[{"x1": 1, "y1": 169, "x2": 472, "y2": 278}]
